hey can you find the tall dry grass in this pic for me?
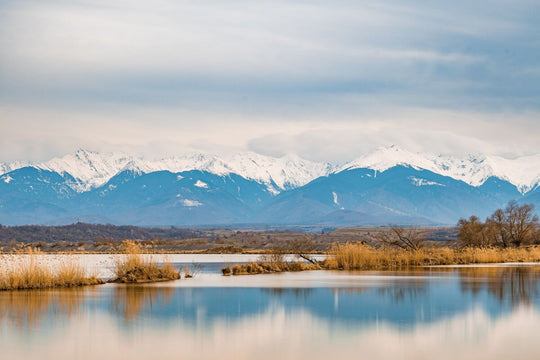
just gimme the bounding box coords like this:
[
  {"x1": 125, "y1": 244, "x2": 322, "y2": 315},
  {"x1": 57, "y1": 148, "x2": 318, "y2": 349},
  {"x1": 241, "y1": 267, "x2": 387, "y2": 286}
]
[
  {"x1": 110, "y1": 240, "x2": 180, "y2": 283},
  {"x1": 223, "y1": 243, "x2": 540, "y2": 275},
  {"x1": 325, "y1": 243, "x2": 540, "y2": 270},
  {"x1": 0, "y1": 249, "x2": 104, "y2": 291}
]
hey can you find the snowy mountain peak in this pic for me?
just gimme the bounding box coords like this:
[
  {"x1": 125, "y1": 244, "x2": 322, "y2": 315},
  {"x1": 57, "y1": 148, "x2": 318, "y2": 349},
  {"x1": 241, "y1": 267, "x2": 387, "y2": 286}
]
[
  {"x1": 341, "y1": 146, "x2": 540, "y2": 193},
  {"x1": 38, "y1": 149, "x2": 135, "y2": 191},
  {"x1": 226, "y1": 152, "x2": 331, "y2": 190},
  {"x1": 0, "y1": 160, "x2": 31, "y2": 176},
  {"x1": 1, "y1": 149, "x2": 330, "y2": 194}
]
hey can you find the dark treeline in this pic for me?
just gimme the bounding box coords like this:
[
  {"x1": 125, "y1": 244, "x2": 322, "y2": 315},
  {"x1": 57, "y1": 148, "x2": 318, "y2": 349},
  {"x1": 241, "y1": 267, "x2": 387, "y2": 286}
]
[
  {"x1": 0, "y1": 223, "x2": 204, "y2": 243},
  {"x1": 457, "y1": 201, "x2": 540, "y2": 248}
]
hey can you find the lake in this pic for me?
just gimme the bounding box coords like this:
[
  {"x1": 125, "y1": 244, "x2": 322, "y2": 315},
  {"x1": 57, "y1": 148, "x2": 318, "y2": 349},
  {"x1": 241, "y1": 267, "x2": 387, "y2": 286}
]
[{"x1": 1, "y1": 255, "x2": 540, "y2": 360}]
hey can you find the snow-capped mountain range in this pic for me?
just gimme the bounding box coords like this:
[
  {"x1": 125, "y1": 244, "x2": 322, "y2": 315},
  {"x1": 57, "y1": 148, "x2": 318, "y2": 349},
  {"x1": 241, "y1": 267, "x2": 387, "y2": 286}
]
[
  {"x1": 13, "y1": 149, "x2": 332, "y2": 193},
  {"x1": 1, "y1": 146, "x2": 539, "y2": 226},
  {"x1": 2, "y1": 146, "x2": 539, "y2": 194},
  {"x1": 341, "y1": 146, "x2": 540, "y2": 194}
]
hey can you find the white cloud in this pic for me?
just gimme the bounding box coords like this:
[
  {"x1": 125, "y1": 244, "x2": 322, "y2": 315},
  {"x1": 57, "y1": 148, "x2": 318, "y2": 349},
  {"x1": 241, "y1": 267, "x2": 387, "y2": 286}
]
[{"x1": 0, "y1": 0, "x2": 538, "y2": 162}]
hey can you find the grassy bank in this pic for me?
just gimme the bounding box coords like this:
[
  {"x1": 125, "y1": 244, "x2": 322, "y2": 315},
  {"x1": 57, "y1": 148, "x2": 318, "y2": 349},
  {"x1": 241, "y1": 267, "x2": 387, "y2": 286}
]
[
  {"x1": 325, "y1": 243, "x2": 540, "y2": 270},
  {"x1": 109, "y1": 240, "x2": 180, "y2": 283},
  {"x1": 223, "y1": 243, "x2": 540, "y2": 275},
  {"x1": 0, "y1": 250, "x2": 104, "y2": 291}
]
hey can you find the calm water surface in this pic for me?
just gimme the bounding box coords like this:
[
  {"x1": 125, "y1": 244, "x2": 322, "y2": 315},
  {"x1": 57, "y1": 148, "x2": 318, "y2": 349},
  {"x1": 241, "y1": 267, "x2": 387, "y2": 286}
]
[{"x1": 1, "y1": 255, "x2": 540, "y2": 360}]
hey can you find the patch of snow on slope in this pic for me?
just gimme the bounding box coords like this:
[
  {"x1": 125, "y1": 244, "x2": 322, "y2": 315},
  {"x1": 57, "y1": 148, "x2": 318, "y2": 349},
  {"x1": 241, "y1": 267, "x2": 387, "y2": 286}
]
[
  {"x1": 194, "y1": 180, "x2": 208, "y2": 188},
  {"x1": 2, "y1": 175, "x2": 14, "y2": 184},
  {"x1": 332, "y1": 191, "x2": 345, "y2": 209},
  {"x1": 332, "y1": 191, "x2": 339, "y2": 205},
  {"x1": 409, "y1": 177, "x2": 445, "y2": 187},
  {"x1": 181, "y1": 199, "x2": 202, "y2": 207}
]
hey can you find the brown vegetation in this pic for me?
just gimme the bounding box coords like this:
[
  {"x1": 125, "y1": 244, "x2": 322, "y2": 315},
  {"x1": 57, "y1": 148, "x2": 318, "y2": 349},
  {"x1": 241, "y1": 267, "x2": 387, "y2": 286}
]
[
  {"x1": 0, "y1": 225, "x2": 458, "y2": 254},
  {"x1": 0, "y1": 249, "x2": 104, "y2": 291},
  {"x1": 376, "y1": 226, "x2": 425, "y2": 250},
  {"x1": 458, "y1": 201, "x2": 540, "y2": 248},
  {"x1": 223, "y1": 242, "x2": 540, "y2": 275},
  {"x1": 108, "y1": 240, "x2": 180, "y2": 283},
  {"x1": 225, "y1": 260, "x2": 320, "y2": 275},
  {"x1": 324, "y1": 243, "x2": 540, "y2": 270}
]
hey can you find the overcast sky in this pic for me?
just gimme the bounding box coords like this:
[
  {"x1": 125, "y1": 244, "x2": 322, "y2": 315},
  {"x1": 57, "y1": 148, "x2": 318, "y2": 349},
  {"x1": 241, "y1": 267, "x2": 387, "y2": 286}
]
[{"x1": 1, "y1": 0, "x2": 539, "y2": 162}]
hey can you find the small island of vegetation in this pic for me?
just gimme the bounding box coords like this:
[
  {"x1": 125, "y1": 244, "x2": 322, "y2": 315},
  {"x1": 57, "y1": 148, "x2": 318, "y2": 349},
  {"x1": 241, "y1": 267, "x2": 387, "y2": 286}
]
[{"x1": 0, "y1": 240, "x2": 180, "y2": 291}]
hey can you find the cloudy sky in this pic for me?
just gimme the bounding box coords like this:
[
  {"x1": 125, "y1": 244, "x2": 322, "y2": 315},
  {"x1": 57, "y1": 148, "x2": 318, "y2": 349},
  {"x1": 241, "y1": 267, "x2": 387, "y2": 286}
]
[{"x1": 1, "y1": 0, "x2": 539, "y2": 162}]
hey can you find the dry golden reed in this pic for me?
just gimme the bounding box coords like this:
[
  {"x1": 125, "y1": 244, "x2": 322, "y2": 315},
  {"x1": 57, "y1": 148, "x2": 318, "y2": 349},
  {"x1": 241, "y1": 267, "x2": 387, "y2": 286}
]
[
  {"x1": 0, "y1": 249, "x2": 104, "y2": 291},
  {"x1": 223, "y1": 243, "x2": 540, "y2": 275},
  {"x1": 325, "y1": 243, "x2": 540, "y2": 270},
  {"x1": 109, "y1": 240, "x2": 180, "y2": 283}
]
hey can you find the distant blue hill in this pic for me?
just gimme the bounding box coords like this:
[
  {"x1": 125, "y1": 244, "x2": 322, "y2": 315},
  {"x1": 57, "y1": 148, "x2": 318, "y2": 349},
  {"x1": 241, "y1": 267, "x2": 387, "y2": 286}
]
[{"x1": 0, "y1": 165, "x2": 533, "y2": 226}]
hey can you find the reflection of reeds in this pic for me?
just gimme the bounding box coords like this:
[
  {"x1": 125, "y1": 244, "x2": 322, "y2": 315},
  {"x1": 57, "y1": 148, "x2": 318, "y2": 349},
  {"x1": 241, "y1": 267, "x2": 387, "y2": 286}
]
[
  {"x1": 263, "y1": 288, "x2": 314, "y2": 299},
  {"x1": 0, "y1": 288, "x2": 87, "y2": 328},
  {"x1": 458, "y1": 266, "x2": 540, "y2": 306},
  {"x1": 0, "y1": 249, "x2": 104, "y2": 290},
  {"x1": 113, "y1": 285, "x2": 174, "y2": 321},
  {"x1": 110, "y1": 241, "x2": 180, "y2": 283}
]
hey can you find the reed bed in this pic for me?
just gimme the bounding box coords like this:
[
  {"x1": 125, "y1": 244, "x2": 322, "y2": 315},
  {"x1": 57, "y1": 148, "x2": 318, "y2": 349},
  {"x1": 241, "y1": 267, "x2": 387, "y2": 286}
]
[
  {"x1": 223, "y1": 243, "x2": 540, "y2": 275},
  {"x1": 0, "y1": 249, "x2": 104, "y2": 291},
  {"x1": 109, "y1": 240, "x2": 180, "y2": 283},
  {"x1": 323, "y1": 243, "x2": 540, "y2": 270}
]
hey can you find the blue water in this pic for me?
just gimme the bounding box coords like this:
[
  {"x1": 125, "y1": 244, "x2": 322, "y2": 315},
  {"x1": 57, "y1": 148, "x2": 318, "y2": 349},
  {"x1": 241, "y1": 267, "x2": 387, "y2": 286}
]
[{"x1": 1, "y1": 265, "x2": 540, "y2": 359}]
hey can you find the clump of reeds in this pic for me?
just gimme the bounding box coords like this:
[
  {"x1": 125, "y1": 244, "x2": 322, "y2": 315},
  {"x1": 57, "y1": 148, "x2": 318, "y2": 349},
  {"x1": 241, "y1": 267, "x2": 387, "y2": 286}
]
[
  {"x1": 182, "y1": 263, "x2": 202, "y2": 278},
  {"x1": 109, "y1": 240, "x2": 180, "y2": 283},
  {"x1": 0, "y1": 248, "x2": 104, "y2": 291},
  {"x1": 223, "y1": 252, "x2": 321, "y2": 275}
]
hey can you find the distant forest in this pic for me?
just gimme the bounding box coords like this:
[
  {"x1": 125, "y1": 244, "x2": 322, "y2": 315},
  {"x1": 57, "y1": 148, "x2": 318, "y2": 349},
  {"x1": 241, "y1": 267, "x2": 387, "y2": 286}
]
[{"x1": 0, "y1": 223, "x2": 204, "y2": 243}]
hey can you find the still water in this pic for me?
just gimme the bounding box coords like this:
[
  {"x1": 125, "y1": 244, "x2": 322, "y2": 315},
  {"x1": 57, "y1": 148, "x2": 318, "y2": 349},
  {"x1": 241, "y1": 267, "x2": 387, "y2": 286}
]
[{"x1": 1, "y1": 256, "x2": 540, "y2": 360}]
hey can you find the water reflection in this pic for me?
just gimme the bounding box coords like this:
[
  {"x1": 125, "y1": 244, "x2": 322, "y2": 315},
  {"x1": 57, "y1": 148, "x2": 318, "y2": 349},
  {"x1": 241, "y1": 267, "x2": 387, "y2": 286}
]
[
  {"x1": 112, "y1": 286, "x2": 174, "y2": 322},
  {"x1": 457, "y1": 266, "x2": 540, "y2": 306},
  {"x1": 1, "y1": 266, "x2": 540, "y2": 359},
  {"x1": 0, "y1": 288, "x2": 88, "y2": 329}
]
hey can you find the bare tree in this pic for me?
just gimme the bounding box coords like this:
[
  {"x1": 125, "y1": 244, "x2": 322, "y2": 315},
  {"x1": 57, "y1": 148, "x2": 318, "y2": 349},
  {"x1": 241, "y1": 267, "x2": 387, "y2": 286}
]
[
  {"x1": 458, "y1": 201, "x2": 539, "y2": 248},
  {"x1": 378, "y1": 226, "x2": 425, "y2": 251},
  {"x1": 487, "y1": 201, "x2": 539, "y2": 247},
  {"x1": 289, "y1": 235, "x2": 317, "y2": 264},
  {"x1": 486, "y1": 208, "x2": 512, "y2": 248},
  {"x1": 457, "y1": 216, "x2": 493, "y2": 247}
]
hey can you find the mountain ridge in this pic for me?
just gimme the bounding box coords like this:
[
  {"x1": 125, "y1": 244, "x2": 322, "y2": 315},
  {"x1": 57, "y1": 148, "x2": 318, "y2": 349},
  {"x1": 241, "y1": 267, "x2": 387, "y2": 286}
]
[{"x1": 2, "y1": 146, "x2": 539, "y2": 194}]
